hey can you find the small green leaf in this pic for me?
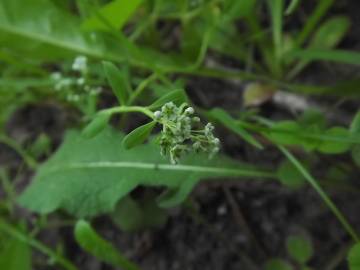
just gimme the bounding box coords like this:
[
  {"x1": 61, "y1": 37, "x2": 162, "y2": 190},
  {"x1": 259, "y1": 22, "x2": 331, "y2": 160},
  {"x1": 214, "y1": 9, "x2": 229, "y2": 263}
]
[
  {"x1": 277, "y1": 160, "x2": 306, "y2": 188},
  {"x1": 147, "y1": 89, "x2": 188, "y2": 110},
  {"x1": 82, "y1": 113, "x2": 111, "y2": 138},
  {"x1": 348, "y1": 243, "x2": 360, "y2": 270},
  {"x1": 122, "y1": 121, "x2": 156, "y2": 149},
  {"x1": 209, "y1": 108, "x2": 263, "y2": 149},
  {"x1": 317, "y1": 127, "x2": 351, "y2": 154},
  {"x1": 82, "y1": 0, "x2": 143, "y2": 31},
  {"x1": 265, "y1": 259, "x2": 293, "y2": 270},
  {"x1": 286, "y1": 234, "x2": 313, "y2": 264},
  {"x1": 310, "y1": 16, "x2": 350, "y2": 49},
  {"x1": 350, "y1": 111, "x2": 360, "y2": 134},
  {"x1": 103, "y1": 62, "x2": 129, "y2": 105},
  {"x1": 267, "y1": 121, "x2": 302, "y2": 145},
  {"x1": 74, "y1": 220, "x2": 139, "y2": 270}
]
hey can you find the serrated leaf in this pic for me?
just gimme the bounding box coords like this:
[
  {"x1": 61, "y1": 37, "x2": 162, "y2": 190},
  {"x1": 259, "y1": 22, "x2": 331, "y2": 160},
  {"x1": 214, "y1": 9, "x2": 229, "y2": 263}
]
[
  {"x1": 74, "y1": 220, "x2": 139, "y2": 270},
  {"x1": 82, "y1": 113, "x2": 111, "y2": 139},
  {"x1": 19, "y1": 127, "x2": 273, "y2": 217},
  {"x1": 103, "y1": 62, "x2": 129, "y2": 105},
  {"x1": 286, "y1": 234, "x2": 313, "y2": 264},
  {"x1": 265, "y1": 259, "x2": 293, "y2": 270},
  {"x1": 209, "y1": 108, "x2": 263, "y2": 149},
  {"x1": 277, "y1": 160, "x2": 306, "y2": 188},
  {"x1": 82, "y1": 0, "x2": 143, "y2": 31},
  {"x1": 349, "y1": 243, "x2": 360, "y2": 270},
  {"x1": 147, "y1": 89, "x2": 188, "y2": 110},
  {"x1": 122, "y1": 121, "x2": 156, "y2": 149}
]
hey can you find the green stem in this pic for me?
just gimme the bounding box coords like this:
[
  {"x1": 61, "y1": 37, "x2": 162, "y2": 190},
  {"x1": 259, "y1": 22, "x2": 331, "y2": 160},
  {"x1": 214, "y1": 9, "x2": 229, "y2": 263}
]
[
  {"x1": 279, "y1": 146, "x2": 360, "y2": 242},
  {"x1": 128, "y1": 73, "x2": 158, "y2": 105},
  {"x1": 0, "y1": 221, "x2": 78, "y2": 270},
  {"x1": 102, "y1": 106, "x2": 154, "y2": 119},
  {"x1": 0, "y1": 135, "x2": 37, "y2": 169}
]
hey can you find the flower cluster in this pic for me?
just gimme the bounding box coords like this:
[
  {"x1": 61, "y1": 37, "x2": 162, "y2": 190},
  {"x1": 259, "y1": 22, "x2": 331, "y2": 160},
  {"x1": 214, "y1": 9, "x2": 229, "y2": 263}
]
[
  {"x1": 50, "y1": 56, "x2": 101, "y2": 103},
  {"x1": 154, "y1": 102, "x2": 220, "y2": 164}
]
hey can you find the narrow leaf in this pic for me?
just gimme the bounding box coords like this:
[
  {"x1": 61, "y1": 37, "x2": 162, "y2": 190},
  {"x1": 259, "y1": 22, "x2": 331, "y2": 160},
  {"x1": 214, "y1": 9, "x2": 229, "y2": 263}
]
[
  {"x1": 348, "y1": 243, "x2": 360, "y2": 270},
  {"x1": 103, "y1": 62, "x2": 129, "y2": 105},
  {"x1": 148, "y1": 89, "x2": 188, "y2": 110},
  {"x1": 122, "y1": 121, "x2": 156, "y2": 149},
  {"x1": 74, "y1": 220, "x2": 139, "y2": 270},
  {"x1": 286, "y1": 49, "x2": 360, "y2": 66},
  {"x1": 82, "y1": 113, "x2": 111, "y2": 139},
  {"x1": 285, "y1": 0, "x2": 301, "y2": 15}
]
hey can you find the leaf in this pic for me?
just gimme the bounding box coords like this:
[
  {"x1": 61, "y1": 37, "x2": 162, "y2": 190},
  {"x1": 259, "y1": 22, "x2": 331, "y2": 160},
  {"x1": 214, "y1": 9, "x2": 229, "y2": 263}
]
[
  {"x1": 19, "y1": 127, "x2": 273, "y2": 217},
  {"x1": 103, "y1": 62, "x2": 129, "y2": 105},
  {"x1": 223, "y1": 0, "x2": 256, "y2": 20},
  {"x1": 277, "y1": 160, "x2": 306, "y2": 188},
  {"x1": 286, "y1": 49, "x2": 360, "y2": 66},
  {"x1": 82, "y1": 0, "x2": 143, "y2": 31},
  {"x1": 209, "y1": 108, "x2": 263, "y2": 149},
  {"x1": 0, "y1": 226, "x2": 31, "y2": 270},
  {"x1": 0, "y1": 0, "x2": 125, "y2": 61},
  {"x1": 82, "y1": 112, "x2": 111, "y2": 138},
  {"x1": 265, "y1": 259, "x2": 293, "y2": 270},
  {"x1": 147, "y1": 89, "x2": 188, "y2": 110},
  {"x1": 286, "y1": 234, "x2": 313, "y2": 264},
  {"x1": 348, "y1": 243, "x2": 360, "y2": 270},
  {"x1": 74, "y1": 220, "x2": 139, "y2": 270},
  {"x1": 285, "y1": 0, "x2": 301, "y2": 15},
  {"x1": 122, "y1": 121, "x2": 156, "y2": 149},
  {"x1": 267, "y1": 121, "x2": 303, "y2": 145},
  {"x1": 310, "y1": 16, "x2": 350, "y2": 49},
  {"x1": 243, "y1": 82, "x2": 276, "y2": 107},
  {"x1": 350, "y1": 111, "x2": 360, "y2": 134},
  {"x1": 317, "y1": 127, "x2": 351, "y2": 154}
]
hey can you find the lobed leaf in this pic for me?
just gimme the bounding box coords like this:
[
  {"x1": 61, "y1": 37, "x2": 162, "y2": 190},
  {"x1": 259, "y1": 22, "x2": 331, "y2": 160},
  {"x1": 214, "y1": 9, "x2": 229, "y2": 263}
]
[{"x1": 19, "y1": 127, "x2": 273, "y2": 217}]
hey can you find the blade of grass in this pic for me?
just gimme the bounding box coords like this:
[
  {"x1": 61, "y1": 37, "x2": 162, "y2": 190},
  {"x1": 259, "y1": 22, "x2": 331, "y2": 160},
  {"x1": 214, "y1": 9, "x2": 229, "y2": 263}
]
[
  {"x1": 286, "y1": 49, "x2": 360, "y2": 66},
  {"x1": 279, "y1": 146, "x2": 359, "y2": 242},
  {"x1": 285, "y1": 0, "x2": 301, "y2": 15}
]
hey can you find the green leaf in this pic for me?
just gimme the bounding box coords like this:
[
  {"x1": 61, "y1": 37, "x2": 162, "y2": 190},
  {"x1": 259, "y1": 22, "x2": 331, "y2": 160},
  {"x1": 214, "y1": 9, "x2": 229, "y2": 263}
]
[
  {"x1": 122, "y1": 121, "x2": 156, "y2": 149},
  {"x1": 352, "y1": 146, "x2": 360, "y2": 168},
  {"x1": 265, "y1": 259, "x2": 293, "y2": 270},
  {"x1": 82, "y1": 113, "x2": 111, "y2": 139},
  {"x1": 348, "y1": 243, "x2": 360, "y2": 270},
  {"x1": 209, "y1": 108, "x2": 263, "y2": 149},
  {"x1": 277, "y1": 160, "x2": 306, "y2": 188},
  {"x1": 19, "y1": 127, "x2": 274, "y2": 217},
  {"x1": 0, "y1": 0, "x2": 125, "y2": 61},
  {"x1": 267, "y1": 121, "x2": 302, "y2": 145},
  {"x1": 82, "y1": 0, "x2": 143, "y2": 31},
  {"x1": 350, "y1": 111, "x2": 360, "y2": 134},
  {"x1": 310, "y1": 16, "x2": 350, "y2": 49},
  {"x1": 285, "y1": 0, "x2": 301, "y2": 15},
  {"x1": 103, "y1": 62, "x2": 129, "y2": 105},
  {"x1": 286, "y1": 234, "x2": 314, "y2": 264},
  {"x1": 74, "y1": 220, "x2": 139, "y2": 270},
  {"x1": 317, "y1": 127, "x2": 351, "y2": 154},
  {"x1": 0, "y1": 226, "x2": 31, "y2": 270},
  {"x1": 286, "y1": 49, "x2": 360, "y2": 66},
  {"x1": 267, "y1": 0, "x2": 284, "y2": 64},
  {"x1": 147, "y1": 89, "x2": 188, "y2": 110}
]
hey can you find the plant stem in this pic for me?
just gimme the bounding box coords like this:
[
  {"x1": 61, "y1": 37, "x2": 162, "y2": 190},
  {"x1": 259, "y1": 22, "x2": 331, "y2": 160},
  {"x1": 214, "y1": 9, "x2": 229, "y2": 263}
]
[
  {"x1": 128, "y1": 73, "x2": 158, "y2": 105},
  {"x1": 279, "y1": 146, "x2": 360, "y2": 242},
  {"x1": 0, "y1": 221, "x2": 78, "y2": 270},
  {"x1": 102, "y1": 106, "x2": 154, "y2": 119}
]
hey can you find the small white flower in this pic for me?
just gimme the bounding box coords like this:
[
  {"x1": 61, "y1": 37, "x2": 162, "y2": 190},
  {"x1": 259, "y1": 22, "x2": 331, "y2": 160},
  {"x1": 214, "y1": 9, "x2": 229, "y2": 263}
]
[
  {"x1": 154, "y1": 111, "x2": 162, "y2": 119},
  {"x1": 77, "y1": 78, "x2": 85, "y2": 85},
  {"x1": 51, "y1": 72, "x2": 62, "y2": 81},
  {"x1": 185, "y1": 107, "x2": 194, "y2": 115},
  {"x1": 72, "y1": 56, "x2": 87, "y2": 72}
]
